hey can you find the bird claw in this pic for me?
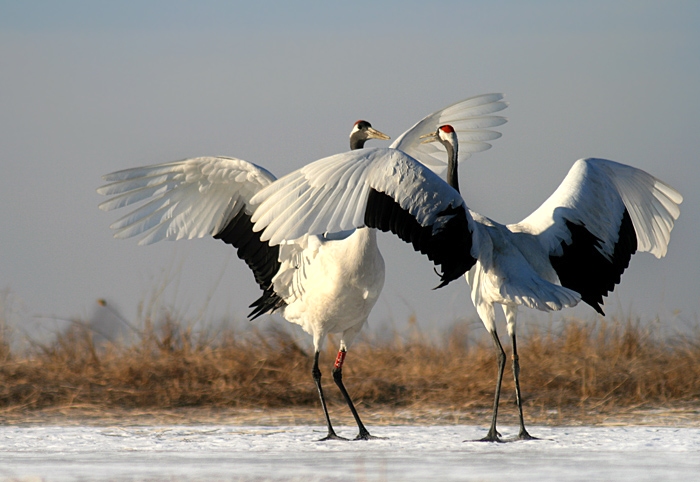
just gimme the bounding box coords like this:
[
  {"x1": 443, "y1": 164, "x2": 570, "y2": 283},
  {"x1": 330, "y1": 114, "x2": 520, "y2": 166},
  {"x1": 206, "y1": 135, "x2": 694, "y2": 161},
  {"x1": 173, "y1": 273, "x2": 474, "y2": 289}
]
[
  {"x1": 516, "y1": 429, "x2": 539, "y2": 441},
  {"x1": 472, "y1": 435, "x2": 505, "y2": 443},
  {"x1": 467, "y1": 428, "x2": 504, "y2": 443},
  {"x1": 354, "y1": 432, "x2": 384, "y2": 441},
  {"x1": 468, "y1": 429, "x2": 540, "y2": 443},
  {"x1": 318, "y1": 432, "x2": 349, "y2": 442}
]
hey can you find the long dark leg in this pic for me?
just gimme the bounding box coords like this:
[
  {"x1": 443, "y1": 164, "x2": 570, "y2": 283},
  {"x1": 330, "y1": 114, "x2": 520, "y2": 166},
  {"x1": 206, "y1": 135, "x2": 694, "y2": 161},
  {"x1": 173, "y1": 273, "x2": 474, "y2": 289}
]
[
  {"x1": 477, "y1": 330, "x2": 506, "y2": 442},
  {"x1": 511, "y1": 332, "x2": 537, "y2": 440},
  {"x1": 312, "y1": 351, "x2": 346, "y2": 441},
  {"x1": 332, "y1": 349, "x2": 377, "y2": 440}
]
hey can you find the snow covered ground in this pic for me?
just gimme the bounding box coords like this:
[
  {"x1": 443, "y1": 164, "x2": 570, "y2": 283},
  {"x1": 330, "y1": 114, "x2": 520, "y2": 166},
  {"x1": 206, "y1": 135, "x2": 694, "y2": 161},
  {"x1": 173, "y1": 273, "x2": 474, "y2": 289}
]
[{"x1": 2, "y1": 424, "x2": 699, "y2": 481}]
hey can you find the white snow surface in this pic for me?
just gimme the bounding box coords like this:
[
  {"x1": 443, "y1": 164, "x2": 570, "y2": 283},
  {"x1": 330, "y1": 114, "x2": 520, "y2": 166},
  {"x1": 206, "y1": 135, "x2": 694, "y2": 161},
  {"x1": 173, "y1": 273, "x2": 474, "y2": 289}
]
[{"x1": 2, "y1": 424, "x2": 699, "y2": 481}]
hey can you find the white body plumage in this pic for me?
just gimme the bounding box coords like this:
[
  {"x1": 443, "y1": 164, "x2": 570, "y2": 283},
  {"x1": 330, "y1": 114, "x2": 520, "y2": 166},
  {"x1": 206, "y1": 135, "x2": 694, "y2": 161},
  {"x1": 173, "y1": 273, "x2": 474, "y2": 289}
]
[{"x1": 277, "y1": 228, "x2": 385, "y2": 352}]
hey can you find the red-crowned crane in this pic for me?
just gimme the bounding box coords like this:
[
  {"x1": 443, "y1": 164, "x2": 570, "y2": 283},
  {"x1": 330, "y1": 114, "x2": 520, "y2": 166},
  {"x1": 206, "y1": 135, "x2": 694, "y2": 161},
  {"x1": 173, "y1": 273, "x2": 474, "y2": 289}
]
[{"x1": 420, "y1": 124, "x2": 682, "y2": 442}]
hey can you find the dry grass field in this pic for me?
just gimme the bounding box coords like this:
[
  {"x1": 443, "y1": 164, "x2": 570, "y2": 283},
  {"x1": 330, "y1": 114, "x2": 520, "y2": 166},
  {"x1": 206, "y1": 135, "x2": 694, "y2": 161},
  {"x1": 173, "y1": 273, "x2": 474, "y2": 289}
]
[{"x1": 1, "y1": 315, "x2": 699, "y2": 426}]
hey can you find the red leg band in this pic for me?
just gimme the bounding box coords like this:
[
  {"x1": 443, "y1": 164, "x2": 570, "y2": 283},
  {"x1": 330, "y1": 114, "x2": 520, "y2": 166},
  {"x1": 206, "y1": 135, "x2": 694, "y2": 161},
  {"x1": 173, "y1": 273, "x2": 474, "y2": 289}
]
[{"x1": 333, "y1": 350, "x2": 347, "y2": 370}]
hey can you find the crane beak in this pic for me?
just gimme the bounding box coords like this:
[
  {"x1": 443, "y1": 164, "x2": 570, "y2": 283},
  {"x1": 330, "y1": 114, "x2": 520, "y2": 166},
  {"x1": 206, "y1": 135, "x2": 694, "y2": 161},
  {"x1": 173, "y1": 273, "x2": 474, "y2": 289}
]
[
  {"x1": 366, "y1": 127, "x2": 390, "y2": 141},
  {"x1": 419, "y1": 131, "x2": 439, "y2": 144}
]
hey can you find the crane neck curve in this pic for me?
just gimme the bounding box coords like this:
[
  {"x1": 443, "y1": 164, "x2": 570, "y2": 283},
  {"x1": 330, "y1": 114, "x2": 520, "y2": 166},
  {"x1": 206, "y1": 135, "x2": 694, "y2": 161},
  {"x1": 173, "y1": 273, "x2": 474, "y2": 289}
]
[{"x1": 445, "y1": 141, "x2": 459, "y2": 193}]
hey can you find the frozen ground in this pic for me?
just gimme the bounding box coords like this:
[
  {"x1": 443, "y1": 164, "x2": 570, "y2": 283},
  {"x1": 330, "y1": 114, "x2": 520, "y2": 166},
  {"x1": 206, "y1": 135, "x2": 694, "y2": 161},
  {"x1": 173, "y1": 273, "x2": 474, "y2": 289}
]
[{"x1": 1, "y1": 423, "x2": 700, "y2": 481}]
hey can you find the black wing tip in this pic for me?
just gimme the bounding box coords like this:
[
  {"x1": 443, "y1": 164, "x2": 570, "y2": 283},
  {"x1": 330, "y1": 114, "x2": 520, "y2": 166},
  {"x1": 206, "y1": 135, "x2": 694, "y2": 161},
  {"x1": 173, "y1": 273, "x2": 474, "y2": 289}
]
[
  {"x1": 551, "y1": 209, "x2": 637, "y2": 318},
  {"x1": 582, "y1": 291, "x2": 606, "y2": 316},
  {"x1": 432, "y1": 280, "x2": 449, "y2": 290},
  {"x1": 247, "y1": 290, "x2": 286, "y2": 320},
  {"x1": 214, "y1": 207, "x2": 287, "y2": 320},
  {"x1": 431, "y1": 265, "x2": 470, "y2": 290}
]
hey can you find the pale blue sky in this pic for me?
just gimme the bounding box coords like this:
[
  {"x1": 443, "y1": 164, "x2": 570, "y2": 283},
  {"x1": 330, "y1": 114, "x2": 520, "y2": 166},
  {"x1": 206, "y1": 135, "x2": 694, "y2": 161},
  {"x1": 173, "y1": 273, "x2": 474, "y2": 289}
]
[{"x1": 1, "y1": 1, "x2": 698, "y2": 340}]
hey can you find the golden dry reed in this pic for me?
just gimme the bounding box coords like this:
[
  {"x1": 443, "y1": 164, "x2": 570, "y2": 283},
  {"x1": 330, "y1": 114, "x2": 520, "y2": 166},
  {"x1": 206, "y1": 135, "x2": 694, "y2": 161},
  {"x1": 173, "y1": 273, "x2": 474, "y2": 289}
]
[{"x1": 0, "y1": 316, "x2": 698, "y2": 413}]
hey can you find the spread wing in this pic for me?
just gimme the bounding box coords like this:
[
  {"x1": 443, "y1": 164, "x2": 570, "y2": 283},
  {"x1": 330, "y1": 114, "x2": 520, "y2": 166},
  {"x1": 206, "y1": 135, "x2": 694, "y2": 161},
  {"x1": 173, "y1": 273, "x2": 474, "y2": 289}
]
[
  {"x1": 512, "y1": 158, "x2": 682, "y2": 313},
  {"x1": 98, "y1": 156, "x2": 285, "y2": 317},
  {"x1": 250, "y1": 147, "x2": 478, "y2": 287}
]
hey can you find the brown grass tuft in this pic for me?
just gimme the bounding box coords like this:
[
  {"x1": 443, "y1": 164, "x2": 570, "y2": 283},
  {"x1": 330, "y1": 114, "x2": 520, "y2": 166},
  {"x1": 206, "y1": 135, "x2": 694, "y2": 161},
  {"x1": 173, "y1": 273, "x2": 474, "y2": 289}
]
[{"x1": 1, "y1": 316, "x2": 699, "y2": 419}]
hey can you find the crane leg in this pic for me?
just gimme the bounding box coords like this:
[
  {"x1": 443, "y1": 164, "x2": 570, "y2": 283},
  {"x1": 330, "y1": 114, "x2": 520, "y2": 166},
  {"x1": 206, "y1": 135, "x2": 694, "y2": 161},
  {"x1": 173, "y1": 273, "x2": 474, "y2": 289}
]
[
  {"x1": 332, "y1": 349, "x2": 378, "y2": 440},
  {"x1": 510, "y1": 332, "x2": 537, "y2": 440},
  {"x1": 476, "y1": 330, "x2": 506, "y2": 442},
  {"x1": 312, "y1": 351, "x2": 346, "y2": 441}
]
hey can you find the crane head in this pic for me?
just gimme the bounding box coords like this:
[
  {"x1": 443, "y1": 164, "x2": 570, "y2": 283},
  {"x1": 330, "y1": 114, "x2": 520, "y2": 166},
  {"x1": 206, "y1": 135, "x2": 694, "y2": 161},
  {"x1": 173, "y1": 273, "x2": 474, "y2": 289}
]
[
  {"x1": 349, "y1": 120, "x2": 390, "y2": 150},
  {"x1": 419, "y1": 125, "x2": 457, "y2": 148}
]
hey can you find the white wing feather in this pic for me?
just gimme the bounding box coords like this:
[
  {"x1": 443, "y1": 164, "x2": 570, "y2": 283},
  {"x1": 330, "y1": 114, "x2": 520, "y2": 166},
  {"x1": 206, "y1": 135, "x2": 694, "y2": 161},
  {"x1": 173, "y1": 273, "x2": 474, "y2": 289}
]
[
  {"x1": 390, "y1": 93, "x2": 508, "y2": 175},
  {"x1": 513, "y1": 158, "x2": 682, "y2": 259},
  {"x1": 98, "y1": 157, "x2": 277, "y2": 245},
  {"x1": 250, "y1": 148, "x2": 465, "y2": 246}
]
